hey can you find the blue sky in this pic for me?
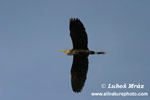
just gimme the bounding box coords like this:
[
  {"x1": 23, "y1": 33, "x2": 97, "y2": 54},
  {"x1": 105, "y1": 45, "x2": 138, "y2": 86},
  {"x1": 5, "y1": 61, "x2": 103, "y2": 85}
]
[{"x1": 0, "y1": 0, "x2": 150, "y2": 100}]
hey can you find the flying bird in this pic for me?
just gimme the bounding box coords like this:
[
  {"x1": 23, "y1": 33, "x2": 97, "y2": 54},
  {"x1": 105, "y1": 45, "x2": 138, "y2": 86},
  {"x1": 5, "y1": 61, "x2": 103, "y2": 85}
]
[{"x1": 57, "y1": 18, "x2": 105, "y2": 93}]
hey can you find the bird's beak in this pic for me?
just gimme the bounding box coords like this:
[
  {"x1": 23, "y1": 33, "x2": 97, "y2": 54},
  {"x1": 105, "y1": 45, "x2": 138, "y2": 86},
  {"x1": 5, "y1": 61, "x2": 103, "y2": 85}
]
[{"x1": 56, "y1": 50, "x2": 67, "y2": 53}]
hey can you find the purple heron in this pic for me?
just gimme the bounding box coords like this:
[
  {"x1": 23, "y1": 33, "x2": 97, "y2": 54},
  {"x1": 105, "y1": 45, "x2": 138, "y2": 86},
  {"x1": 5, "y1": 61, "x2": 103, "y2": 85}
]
[{"x1": 57, "y1": 18, "x2": 105, "y2": 93}]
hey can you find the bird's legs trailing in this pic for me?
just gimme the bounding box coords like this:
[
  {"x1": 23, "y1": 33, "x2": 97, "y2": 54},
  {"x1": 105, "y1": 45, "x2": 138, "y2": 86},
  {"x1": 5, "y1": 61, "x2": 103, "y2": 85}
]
[
  {"x1": 88, "y1": 51, "x2": 105, "y2": 54},
  {"x1": 95, "y1": 51, "x2": 105, "y2": 54}
]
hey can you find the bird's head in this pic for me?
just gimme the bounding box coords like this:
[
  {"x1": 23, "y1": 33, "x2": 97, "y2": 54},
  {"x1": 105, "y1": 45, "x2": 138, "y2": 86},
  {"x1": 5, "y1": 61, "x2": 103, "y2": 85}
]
[
  {"x1": 57, "y1": 50, "x2": 71, "y2": 55},
  {"x1": 57, "y1": 50, "x2": 68, "y2": 53}
]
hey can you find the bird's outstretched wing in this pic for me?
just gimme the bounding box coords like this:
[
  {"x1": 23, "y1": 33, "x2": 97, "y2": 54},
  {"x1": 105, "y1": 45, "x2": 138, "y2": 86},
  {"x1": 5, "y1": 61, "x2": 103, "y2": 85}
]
[
  {"x1": 70, "y1": 18, "x2": 88, "y2": 50},
  {"x1": 71, "y1": 55, "x2": 89, "y2": 93}
]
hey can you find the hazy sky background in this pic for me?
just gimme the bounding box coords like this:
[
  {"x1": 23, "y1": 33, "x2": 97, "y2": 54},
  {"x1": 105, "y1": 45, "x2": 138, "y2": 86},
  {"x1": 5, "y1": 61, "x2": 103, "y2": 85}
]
[{"x1": 0, "y1": 0, "x2": 150, "y2": 100}]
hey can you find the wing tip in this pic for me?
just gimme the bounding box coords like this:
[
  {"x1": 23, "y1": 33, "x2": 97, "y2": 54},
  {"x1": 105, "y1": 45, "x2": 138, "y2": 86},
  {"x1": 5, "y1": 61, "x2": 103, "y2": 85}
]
[
  {"x1": 70, "y1": 18, "x2": 83, "y2": 26},
  {"x1": 71, "y1": 84, "x2": 84, "y2": 93},
  {"x1": 70, "y1": 18, "x2": 80, "y2": 22},
  {"x1": 69, "y1": 18, "x2": 85, "y2": 31},
  {"x1": 73, "y1": 89, "x2": 83, "y2": 93}
]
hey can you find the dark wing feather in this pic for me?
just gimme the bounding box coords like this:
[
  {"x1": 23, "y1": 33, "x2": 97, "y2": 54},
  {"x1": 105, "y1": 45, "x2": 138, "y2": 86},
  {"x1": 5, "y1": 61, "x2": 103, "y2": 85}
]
[
  {"x1": 71, "y1": 55, "x2": 89, "y2": 93},
  {"x1": 70, "y1": 18, "x2": 88, "y2": 50}
]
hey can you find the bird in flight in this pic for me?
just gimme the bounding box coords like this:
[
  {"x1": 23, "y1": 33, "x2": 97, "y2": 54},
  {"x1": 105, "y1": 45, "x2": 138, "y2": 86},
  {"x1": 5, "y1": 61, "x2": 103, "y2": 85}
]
[{"x1": 57, "y1": 18, "x2": 105, "y2": 93}]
